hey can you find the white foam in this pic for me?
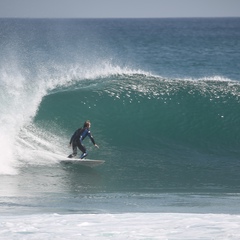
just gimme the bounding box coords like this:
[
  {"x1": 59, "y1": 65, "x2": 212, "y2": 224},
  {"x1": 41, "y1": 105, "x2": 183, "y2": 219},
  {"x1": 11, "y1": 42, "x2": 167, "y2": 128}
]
[
  {"x1": 0, "y1": 63, "x2": 54, "y2": 173},
  {"x1": 0, "y1": 65, "x2": 39, "y2": 174},
  {"x1": 179, "y1": 75, "x2": 233, "y2": 82},
  {"x1": 0, "y1": 60, "x2": 151, "y2": 174},
  {"x1": 0, "y1": 213, "x2": 240, "y2": 240}
]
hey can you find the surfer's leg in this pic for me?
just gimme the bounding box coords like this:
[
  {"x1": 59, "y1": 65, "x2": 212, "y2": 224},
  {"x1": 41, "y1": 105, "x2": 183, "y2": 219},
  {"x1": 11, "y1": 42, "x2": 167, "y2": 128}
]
[
  {"x1": 80, "y1": 152, "x2": 88, "y2": 159},
  {"x1": 68, "y1": 142, "x2": 78, "y2": 158},
  {"x1": 77, "y1": 141, "x2": 88, "y2": 159},
  {"x1": 72, "y1": 142, "x2": 78, "y2": 156}
]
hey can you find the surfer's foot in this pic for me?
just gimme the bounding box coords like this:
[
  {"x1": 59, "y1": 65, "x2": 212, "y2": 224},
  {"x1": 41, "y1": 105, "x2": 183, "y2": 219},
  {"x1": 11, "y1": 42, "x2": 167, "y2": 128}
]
[
  {"x1": 68, "y1": 154, "x2": 76, "y2": 158},
  {"x1": 80, "y1": 152, "x2": 88, "y2": 159}
]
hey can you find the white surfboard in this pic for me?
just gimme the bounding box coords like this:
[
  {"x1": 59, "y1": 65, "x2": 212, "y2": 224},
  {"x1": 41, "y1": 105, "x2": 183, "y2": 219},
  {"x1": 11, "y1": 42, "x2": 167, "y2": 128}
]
[{"x1": 60, "y1": 158, "x2": 105, "y2": 167}]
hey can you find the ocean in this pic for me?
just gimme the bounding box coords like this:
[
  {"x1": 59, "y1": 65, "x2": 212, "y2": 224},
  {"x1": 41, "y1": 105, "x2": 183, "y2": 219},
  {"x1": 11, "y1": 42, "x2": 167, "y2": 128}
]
[{"x1": 0, "y1": 18, "x2": 240, "y2": 239}]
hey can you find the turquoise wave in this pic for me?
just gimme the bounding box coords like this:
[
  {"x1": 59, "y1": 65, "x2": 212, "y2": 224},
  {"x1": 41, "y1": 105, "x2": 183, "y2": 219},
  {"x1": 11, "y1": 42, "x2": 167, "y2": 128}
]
[
  {"x1": 36, "y1": 74, "x2": 240, "y2": 154},
  {"x1": 30, "y1": 73, "x2": 240, "y2": 192}
]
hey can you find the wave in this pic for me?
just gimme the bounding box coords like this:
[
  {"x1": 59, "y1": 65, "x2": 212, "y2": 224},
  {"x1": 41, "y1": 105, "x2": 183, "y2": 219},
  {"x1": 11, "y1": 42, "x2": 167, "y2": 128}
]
[
  {"x1": 0, "y1": 62, "x2": 153, "y2": 174},
  {"x1": 32, "y1": 71, "x2": 240, "y2": 159},
  {"x1": 1, "y1": 61, "x2": 240, "y2": 177}
]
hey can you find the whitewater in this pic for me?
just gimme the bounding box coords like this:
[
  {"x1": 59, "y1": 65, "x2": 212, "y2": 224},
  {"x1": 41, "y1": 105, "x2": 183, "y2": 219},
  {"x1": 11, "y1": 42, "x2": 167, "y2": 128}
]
[{"x1": 0, "y1": 18, "x2": 240, "y2": 239}]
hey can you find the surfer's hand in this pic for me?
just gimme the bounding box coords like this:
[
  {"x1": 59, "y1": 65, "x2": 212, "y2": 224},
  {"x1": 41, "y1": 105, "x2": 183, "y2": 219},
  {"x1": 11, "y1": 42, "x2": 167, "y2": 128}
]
[{"x1": 95, "y1": 144, "x2": 99, "y2": 149}]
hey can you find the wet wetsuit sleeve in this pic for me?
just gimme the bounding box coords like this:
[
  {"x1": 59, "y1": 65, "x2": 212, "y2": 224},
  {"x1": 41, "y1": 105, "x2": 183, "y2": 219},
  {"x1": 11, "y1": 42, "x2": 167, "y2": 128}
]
[{"x1": 88, "y1": 131, "x2": 96, "y2": 145}]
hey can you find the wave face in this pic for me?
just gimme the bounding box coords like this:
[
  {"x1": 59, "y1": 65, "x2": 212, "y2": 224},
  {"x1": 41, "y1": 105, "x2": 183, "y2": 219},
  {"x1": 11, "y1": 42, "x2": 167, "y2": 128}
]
[
  {"x1": 31, "y1": 73, "x2": 240, "y2": 192},
  {"x1": 0, "y1": 19, "x2": 240, "y2": 194}
]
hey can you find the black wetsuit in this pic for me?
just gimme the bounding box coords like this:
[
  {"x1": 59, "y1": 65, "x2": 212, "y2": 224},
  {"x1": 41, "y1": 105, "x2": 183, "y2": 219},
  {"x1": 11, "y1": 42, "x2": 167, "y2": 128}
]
[{"x1": 69, "y1": 127, "x2": 95, "y2": 156}]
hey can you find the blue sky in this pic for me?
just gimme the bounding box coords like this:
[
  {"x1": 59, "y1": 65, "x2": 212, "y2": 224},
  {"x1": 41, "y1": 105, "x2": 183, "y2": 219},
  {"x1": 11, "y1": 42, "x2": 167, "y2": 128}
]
[{"x1": 0, "y1": 0, "x2": 240, "y2": 18}]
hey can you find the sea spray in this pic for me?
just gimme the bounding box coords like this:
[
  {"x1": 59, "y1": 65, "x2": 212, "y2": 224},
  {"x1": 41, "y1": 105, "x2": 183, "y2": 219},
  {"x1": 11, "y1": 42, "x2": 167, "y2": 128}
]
[
  {"x1": 0, "y1": 58, "x2": 150, "y2": 174},
  {"x1": 0, "y1": 63, "x2": 45, "y2": 174}
]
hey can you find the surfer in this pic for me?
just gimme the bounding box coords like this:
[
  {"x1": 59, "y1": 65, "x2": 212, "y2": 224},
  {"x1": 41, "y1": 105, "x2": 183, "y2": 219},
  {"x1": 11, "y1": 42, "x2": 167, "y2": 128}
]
[{"x1": 68, "y1": 120, "x2": 99, "y2": 159}]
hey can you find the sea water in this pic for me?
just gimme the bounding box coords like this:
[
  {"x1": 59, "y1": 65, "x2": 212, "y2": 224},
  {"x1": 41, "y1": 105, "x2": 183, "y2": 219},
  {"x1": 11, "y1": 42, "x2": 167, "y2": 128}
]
[{"x1": 0, "y1": 18, "x2": 240, "y2": 239}]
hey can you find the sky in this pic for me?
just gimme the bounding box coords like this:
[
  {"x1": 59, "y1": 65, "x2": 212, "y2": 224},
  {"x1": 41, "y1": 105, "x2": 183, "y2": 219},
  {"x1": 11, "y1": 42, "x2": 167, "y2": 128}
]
[{"x1": 0, "y1": 0, "x2": 240, "y2": 18}]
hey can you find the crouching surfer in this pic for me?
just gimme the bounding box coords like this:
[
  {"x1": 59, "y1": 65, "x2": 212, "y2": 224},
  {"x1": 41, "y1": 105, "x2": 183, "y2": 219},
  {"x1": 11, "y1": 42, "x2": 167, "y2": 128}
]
[{"x1": 68, "y1": 120, "x2": 99, "y2": 159}]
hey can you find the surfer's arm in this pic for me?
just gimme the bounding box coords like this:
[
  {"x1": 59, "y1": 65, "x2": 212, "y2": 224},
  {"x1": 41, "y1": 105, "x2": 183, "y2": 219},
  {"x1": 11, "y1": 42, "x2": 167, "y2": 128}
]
[
  {"x1": 89, "y1": 135, "x2": 96, "y2": 145},
  {"x1": 88, "y1": 132, "x2": 99, "y2": 148}
]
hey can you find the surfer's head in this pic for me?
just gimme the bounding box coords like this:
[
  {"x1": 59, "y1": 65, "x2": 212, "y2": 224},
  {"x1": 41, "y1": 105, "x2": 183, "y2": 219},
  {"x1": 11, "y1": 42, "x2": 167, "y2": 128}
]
[{"x1": 84, "y1": 120, "x2": 91, "y2": 128}]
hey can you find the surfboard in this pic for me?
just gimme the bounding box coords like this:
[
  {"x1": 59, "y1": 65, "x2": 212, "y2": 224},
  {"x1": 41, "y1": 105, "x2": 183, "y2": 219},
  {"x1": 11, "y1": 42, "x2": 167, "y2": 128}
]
[{"x1": 60, "y1": 159, "x2": 105, "y2": 167}]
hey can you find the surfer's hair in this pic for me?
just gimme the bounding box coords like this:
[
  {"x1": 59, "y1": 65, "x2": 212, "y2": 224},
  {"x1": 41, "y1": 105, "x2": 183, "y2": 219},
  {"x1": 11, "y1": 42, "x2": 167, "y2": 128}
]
[{"x1": 84, "y1": 120, "x2": 91, "y2": 128}]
